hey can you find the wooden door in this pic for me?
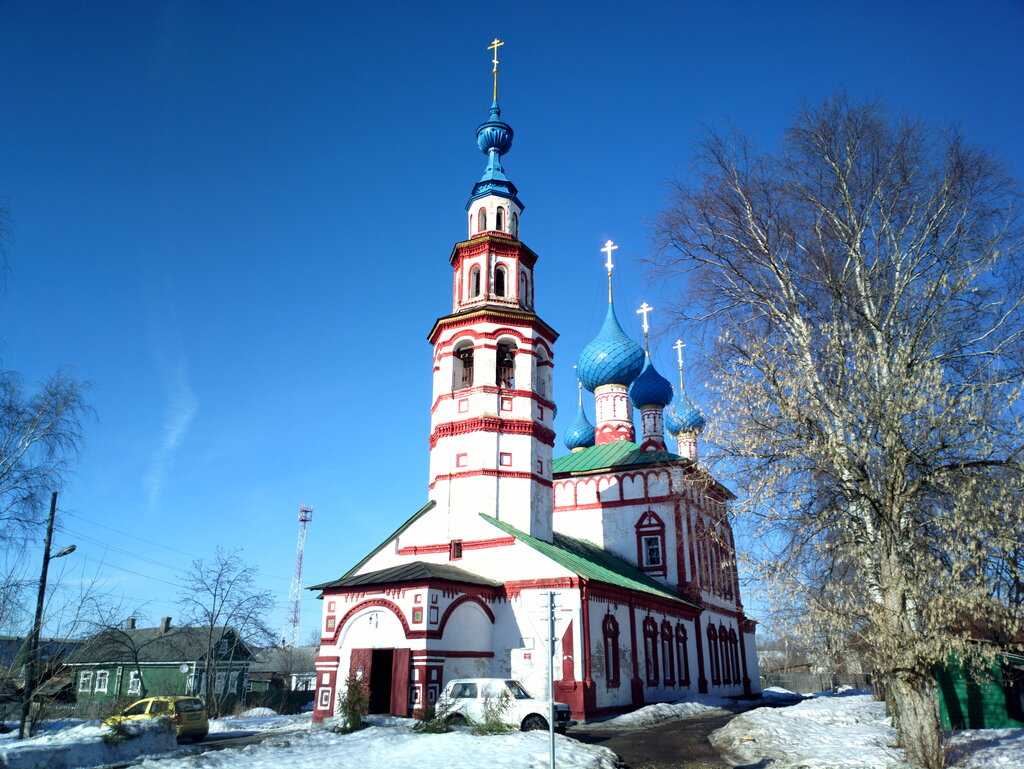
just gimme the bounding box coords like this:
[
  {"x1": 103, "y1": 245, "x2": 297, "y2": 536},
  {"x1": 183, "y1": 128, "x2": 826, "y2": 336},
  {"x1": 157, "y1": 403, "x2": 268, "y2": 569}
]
[
  {"x1": 350, "y1": 648, "x2": 373, "y2": 701},
  {"x1": 390, "y1": 648, "x2": 410, "y2": 716}
]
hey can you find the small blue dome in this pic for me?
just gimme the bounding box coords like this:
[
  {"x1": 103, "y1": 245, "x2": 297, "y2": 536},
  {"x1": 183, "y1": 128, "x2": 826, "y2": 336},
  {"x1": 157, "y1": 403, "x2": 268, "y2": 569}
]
[
  {"x1": 629, "y1": 355, "x2": 674, "y2": 408},
  {"x1": 564, "y1": 403, "x2": 596, "y2": 451},
  {"x1": 578, "y1": 303, "x2": 646, "y2": 391},
  {"x1": 467, "y1": 101, "x2": 523, "y2": 210},
  {"x1": 666, "y1": 397, "x2": 706, "y2": 433}
]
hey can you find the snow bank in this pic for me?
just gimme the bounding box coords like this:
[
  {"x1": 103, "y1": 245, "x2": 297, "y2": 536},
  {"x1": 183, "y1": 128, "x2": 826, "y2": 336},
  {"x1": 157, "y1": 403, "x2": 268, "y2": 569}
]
[
  {"x1": 592, "y1": 694, "x2": 733, "y2": 729},
  {"x1": 0, "y1": 720, "x2": 86, "y2": 744},
  {"x1": 947, "y1": 728, "x2": 1024, "y2": 768},
  {"x1": 711, "y1": 692, "x2": 1024, "y2": 769},
  {"x1": 711, "y1": 693, "x2": 907, "y2": 768},
  {"x1": 0, "y1": 718, "x2": 177, "y2": 769},
  {"x1": 761, "y1": 686, "x2": 801, "y2": 699},
  {"x1": 135, "y1": 723, "x2": 618, "y2": 769},
  {"x1": 207, "y1": 711, "x2": 311, "y2": 735}
]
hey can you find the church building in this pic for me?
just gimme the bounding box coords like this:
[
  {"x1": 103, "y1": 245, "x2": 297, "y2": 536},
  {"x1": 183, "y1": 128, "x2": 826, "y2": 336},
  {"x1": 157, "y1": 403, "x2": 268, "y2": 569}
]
[{"x1": 309, "y1": 43, "x2": 760, "y2": 723}]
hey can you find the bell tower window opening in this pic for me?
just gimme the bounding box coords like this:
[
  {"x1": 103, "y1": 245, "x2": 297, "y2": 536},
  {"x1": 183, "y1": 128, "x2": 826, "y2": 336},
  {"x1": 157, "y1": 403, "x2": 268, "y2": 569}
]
[
  {"x1": 496, "y1": 342, "x2": 516, "y2": 388},
  {"x1": 477, "y1": 208, "x2": 487, "y2": 233},
  {"x1": 469, "y1": 265, "x2": 482, "y2": 298},
  {"x1": 602, "y1": 614, "x2": 620, "y2": 689},
  {"x1": 494, "y1": 265, "x2": 507, "y2": 297},
  {"x1": 496, "y1": 206, "x2": 505, "y2": 232},
  {"x1": 519, "y1": 271, "x2": 530, "y2": 309},
  {"x1": 453, "y1": 343, "x2": 474, "y2": 390},
  {"x1": 511, "y1": 211, "x2": 518, "y2": 237}
]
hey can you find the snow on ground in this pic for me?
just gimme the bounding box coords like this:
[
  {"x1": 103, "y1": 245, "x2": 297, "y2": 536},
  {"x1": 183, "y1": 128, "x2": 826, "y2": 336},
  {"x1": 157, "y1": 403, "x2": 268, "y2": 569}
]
[
  {"x1": 590, "y1": 693, "x2": 734, "y2": 729},
  {"x1": 711, "y1": 691, "x2": 1024, "y2": 769},
  {"x1": 0, "y1": 719, "x2": 86, "y2": 742},
  {"x1": 207, "y1": 710, "x2": 312, "y2": 735},
  {"x1": 0, "y1": 718, "x2": 177, "y2": 769},
  {"x1": 760, "y1": 686, "x2": 802, "y2": 701},
  {"x1": 947, "y1": 728, "x2": 1024, "y2": 768},
  {"x1": 135, "y1": 724, "x2": 619, "y2": 769}
]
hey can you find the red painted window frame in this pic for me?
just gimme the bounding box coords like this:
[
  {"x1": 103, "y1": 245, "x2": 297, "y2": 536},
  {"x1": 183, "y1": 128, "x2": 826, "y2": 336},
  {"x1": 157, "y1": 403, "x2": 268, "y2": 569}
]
[
  {"x1": 635, "y1": 511, "x2": 667, "y2": 577},
  {"x1": 707, "y1": 624, "x2": 720, "y2": 685},
  {"x1": 602, "y1": 614, "x2": 621, "y2": 689},
  {"x1": 642, "y1": 616, "x2": 659, "y2": 687},
  {"x1": 660, "y1": 620, "x2": 675, "y2": 686},
  {"x1": 676, "y1": 623, "x2": 690, "y2": 688},
  {"x1": 719, "y1": 624, "x2": 731, "y2": 685}
]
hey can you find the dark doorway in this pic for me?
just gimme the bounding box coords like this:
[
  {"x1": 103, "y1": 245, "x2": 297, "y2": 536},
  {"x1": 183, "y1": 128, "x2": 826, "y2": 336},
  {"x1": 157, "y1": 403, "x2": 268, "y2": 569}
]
[{"x1": 369, "y1": 649, "x2": 394, "y2": 714}]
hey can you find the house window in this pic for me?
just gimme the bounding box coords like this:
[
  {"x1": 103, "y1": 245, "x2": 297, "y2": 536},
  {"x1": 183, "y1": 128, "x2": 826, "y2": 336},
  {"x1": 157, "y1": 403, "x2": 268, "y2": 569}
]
[
  {"x1": 661, "y1": 621, "x2": 675, "y2": 686},
  {"x1": 635, "y1": 511, "x2": 667, "y2": 575},
  {"x1": 215, "y1": 672, "x2": 227, "y2": 693},
  {"x1": 94, "y1": 670, "x2": 109, "y2": 693},
  {"x1": 676, "y1": 623, "x2": 690, "y2": 687},
  {"x1": 494, "y1": 264, "x2": 507, "y2": 296},
  {"x1": 128, "y1": 670, "x2": 142, "y2": 695},
  {"x1": 454, "y1": 344, "x2": 474, "y2": 389},
  {"x1": 496, "y1": 342, "x2": 516, "y2": 388},
  {"x1": 496, "y1": 206, "x2": 505, "y2": 232},
  {"x1": 449, "y1": 540, "x2": 463, "y2": 560},
  {"x1": 642, "y1": 617, "x2": 659, "y2": 687},
  {"x1": 602, "y1": 614, "x2": 620, "y2": 689},
  {"x1": 469, "y1": 265, "x2": 482, "y2": 297},
  {"x1": 79, "y1": 671, "x2": 93, "y2": 692},
  {"x1": 477, "y1": 208, "x2": 487, "y2": 233},
  {"x1": 707, "y1": 625, "x2": 720, "y2": 685}
]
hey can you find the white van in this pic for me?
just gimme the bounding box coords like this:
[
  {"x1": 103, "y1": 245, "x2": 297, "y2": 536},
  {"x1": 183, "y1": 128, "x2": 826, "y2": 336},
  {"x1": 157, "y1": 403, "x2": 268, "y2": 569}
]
[{"x1": 437, "y1": 678, "x2": 574, "y2": 732}]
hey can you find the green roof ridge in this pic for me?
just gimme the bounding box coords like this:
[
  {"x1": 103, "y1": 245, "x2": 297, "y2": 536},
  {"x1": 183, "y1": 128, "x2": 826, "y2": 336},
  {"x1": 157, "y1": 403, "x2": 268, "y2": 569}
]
[
  {"x1": 309, "y1": 500, "x2": 437, "y2": 588},
  {"x1": 479, "y1": 514, "x2": 694, "y2": 606}
]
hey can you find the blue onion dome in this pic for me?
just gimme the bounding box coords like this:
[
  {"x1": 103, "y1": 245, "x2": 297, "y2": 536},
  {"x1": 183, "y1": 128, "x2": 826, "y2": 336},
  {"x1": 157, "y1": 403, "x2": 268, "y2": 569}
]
[
  {"x1": 629, "y1": 354, "x2": 674, "y2": 408},
  {"x1": 564, "y1": 403, "x2": 596, "y2": 451},
  {"x1": 665, "y1": 397, "x2": 706, "y2": 434},
  {"x1": 469, "y1": 101, "x2": 522, "y2": 209},
  {"x1": 577, "y1": 302, "x2": 646, "y2": 391}
]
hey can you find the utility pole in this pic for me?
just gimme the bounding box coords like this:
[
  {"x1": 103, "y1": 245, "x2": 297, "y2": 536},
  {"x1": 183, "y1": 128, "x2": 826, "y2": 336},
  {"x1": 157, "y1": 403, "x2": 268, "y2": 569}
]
[
  {"x1": 19, "y1": 492, "x2": 75, "y2": 739},
  {"x1": 547, "y1": 591, "x2": 555, "y2": 769}
]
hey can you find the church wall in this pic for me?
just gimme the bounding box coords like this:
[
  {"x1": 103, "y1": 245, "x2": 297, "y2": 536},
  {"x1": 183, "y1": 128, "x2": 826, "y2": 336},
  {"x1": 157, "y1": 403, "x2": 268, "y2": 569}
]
[{"x1": 743, "y1": 629, "x2": 761, "y2": 694}]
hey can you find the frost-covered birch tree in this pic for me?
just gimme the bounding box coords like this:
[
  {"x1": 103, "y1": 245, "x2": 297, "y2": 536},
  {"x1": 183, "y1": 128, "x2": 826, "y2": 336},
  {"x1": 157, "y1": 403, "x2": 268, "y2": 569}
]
[{"x1": 655, "y1": 96, "x2": 1024, "y2": 769}]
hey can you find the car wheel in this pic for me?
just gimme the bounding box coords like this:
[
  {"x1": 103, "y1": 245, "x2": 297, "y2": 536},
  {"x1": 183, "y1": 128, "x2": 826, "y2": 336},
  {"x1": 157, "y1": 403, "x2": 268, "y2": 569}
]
[
  {"x1": 445, "y1": 713, "x2": 466, "y2": 727},
  {"x1": 521, "y1": 715, "x2": 548, "y2": 731}
]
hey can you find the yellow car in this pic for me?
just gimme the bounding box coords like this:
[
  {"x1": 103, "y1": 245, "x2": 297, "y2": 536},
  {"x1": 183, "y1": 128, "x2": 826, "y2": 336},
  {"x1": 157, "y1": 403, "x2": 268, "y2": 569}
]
[{"x1": 104, "y1": 696, "x2": 209, "y2": 741}]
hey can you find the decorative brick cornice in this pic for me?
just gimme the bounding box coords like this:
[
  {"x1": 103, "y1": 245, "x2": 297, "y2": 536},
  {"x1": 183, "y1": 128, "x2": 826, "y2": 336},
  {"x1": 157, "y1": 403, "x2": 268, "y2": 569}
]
[
  {"x1": 430, "y1": 416, "x2": 555, "y2": 448},
  {"x1": 432, "y1": 386, "x2": 556, "y2": 414},
  {"x1": 428, "y1": 307, "x2": 557, "y2": 345},
  {"x1": 449, "y1": 233, "x2": 539, "y2": 269}
]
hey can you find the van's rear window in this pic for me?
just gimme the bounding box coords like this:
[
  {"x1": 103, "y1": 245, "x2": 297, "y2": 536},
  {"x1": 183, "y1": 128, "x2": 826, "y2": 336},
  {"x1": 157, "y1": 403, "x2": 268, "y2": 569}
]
[{"x1": 175, "y1": 699, "x2": 205, "y2": 712}]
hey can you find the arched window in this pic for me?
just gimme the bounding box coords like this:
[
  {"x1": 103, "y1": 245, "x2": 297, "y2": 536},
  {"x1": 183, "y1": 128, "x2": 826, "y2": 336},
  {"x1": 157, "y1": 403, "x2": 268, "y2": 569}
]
[
  {"x1": 676, "y1": 623, "x2": 690, "y2": 688},
  {"x1": 660, "y1": 620, "x2": 675, "y2": 686},
  {"x1": 642, "y1": 617, "x2": 659, "y2": 687},
  {"x1": 469, "y1": 265, "x2": 481, "y2": 298},
  {"x1": 496, "y1": 341, "x2": 516, "y2": 388},
  {"x1": 494, "y1": 265, "x2": 507, "y2": 297},
  {"x1": 635, "y1": 511, "x2": 667, "y2": 576},
  {"x1": 602, "y1": 614, "x2": 620, "y2": 689},
  {"x1": 534, "y1": 349, "x2": 549, "y2": 397},
  {"x1": 519, "y1": 271, "x2": 529, "y2": 308},
  {"x1": 707, "y1": 625, "x2": 720, "y2": 685},
  {"x1": 477, "y1": 207, "x2": 487, "y2": 233},
  {"x1": 453, "y1": 342, "x2": 474, "y2": 390},
  {"x1": 511, "y1": 211, "x2": 518, "y2": 236},
  {"x1": 496, "y1": 206, "x2": 505, "y2": 232},
  {"x1": 719, "y1": 624, "x2": 731, "y2": 685}
]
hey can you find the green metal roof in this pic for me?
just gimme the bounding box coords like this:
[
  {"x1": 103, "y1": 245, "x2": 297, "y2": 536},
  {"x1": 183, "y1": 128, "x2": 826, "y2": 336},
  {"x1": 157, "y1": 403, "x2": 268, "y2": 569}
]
[
  {"x1": 552, "y1": 441, "x2": 684, "y2": 475},
  {"x1": 308, "y1": 500, "x2": 437, "y2": 589},
  {"x1": 480, "y1": 514, "x2": 695, "y2": 606}
]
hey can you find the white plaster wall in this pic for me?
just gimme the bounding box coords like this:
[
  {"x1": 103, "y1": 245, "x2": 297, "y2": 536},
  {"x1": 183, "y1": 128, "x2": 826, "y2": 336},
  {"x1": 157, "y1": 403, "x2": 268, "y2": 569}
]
[
  {"x1": 587, "y1": 598, "x2": 634, "y2": 710},
  {"x1": 744, "y1": 630, "x2": 762, "y2": 693},
  {"x1": 467, "y1": 195, "x2": 522, "y2": 239}
]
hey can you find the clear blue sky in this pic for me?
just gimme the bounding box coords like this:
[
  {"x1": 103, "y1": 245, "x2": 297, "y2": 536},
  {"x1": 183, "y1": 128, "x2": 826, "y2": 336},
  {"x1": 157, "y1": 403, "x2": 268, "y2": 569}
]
[{"x1": 2, "y1": 2, "x2": 1022, "y2": 641}]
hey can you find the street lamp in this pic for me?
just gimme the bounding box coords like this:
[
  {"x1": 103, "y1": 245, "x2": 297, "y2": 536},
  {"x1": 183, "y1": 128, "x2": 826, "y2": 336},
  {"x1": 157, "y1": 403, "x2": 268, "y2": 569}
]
[{"x1": 19, "y1": 492, "x2": 76, "y2": 739}]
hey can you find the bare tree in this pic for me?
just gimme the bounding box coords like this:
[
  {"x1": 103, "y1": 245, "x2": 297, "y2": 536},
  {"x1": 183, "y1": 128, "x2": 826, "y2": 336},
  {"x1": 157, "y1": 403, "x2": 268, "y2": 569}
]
[
  {"x1": 178, "y1": 549, "x2": 275, "y2": 716},
  {"x1": 655, "y1": 96, "x2": 1024, "y2": 769}
]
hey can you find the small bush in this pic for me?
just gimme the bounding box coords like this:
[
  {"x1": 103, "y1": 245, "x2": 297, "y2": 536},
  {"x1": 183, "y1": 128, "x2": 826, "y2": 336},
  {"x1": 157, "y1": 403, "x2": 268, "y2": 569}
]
[
  {"x1": 333, "y1": 669, "x2": 368, "y2": 732},
  {"x1": 472, "y1": 689, "x2": 514, "y2": 735},
  {"x1": 413, "y1": 700, "x2": 455, "y2": 733}
]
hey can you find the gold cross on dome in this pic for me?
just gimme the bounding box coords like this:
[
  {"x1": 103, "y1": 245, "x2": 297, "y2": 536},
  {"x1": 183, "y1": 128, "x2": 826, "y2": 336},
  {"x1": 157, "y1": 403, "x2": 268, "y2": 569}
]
[{"x1": 488, "y1": 38, "x2": 505, "y2": 102}]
